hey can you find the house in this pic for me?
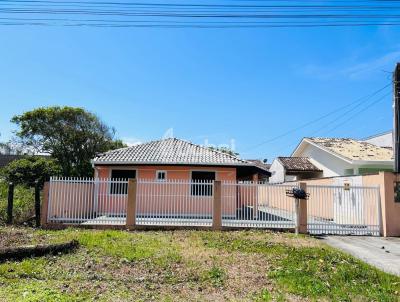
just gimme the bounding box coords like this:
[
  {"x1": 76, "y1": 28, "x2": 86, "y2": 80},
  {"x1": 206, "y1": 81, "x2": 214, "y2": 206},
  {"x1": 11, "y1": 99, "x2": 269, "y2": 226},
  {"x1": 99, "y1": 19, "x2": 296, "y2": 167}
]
[
  {"x1": 290, "y1": 137, "x2": 393, "y2": 178},
  {"x1": 92, "y1": 138, "x2": 270, "y2": 183},
  {"x1": 363, "y1": 130, "x2": 392, "y2": 148},
  {"x1": 269, "y1": 157, "x2": 322, "y2": 183}
]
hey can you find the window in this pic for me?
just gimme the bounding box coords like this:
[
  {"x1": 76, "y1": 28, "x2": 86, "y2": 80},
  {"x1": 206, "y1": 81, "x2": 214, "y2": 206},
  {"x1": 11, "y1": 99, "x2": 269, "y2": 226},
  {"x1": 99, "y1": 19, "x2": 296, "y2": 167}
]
[
  {"x1": 344, "y1": 169, "x2": 354, "y2": 176},
  {"x1": 156, "y1": 170, "x2": 167, "y2": 181},
  {"x1": 110, "y1": 169, "x2": 136, "y2": 194},
  {"x1": 191, "y1": 171, "x2": 215, "y2": 196}
]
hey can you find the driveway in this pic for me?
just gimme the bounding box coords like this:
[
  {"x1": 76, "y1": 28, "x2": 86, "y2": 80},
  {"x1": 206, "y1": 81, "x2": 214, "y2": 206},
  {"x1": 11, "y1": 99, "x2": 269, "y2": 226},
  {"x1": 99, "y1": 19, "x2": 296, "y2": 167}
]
[{"x1": 320, "y1": 236, "x2": 400, "y2": 276}]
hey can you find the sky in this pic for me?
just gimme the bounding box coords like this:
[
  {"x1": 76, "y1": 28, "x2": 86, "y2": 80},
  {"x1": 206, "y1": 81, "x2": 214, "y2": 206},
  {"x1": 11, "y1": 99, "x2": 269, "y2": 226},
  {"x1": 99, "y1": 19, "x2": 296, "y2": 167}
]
[{"x1": 0, "y1": 7, "x2": 399, "y2": 162}]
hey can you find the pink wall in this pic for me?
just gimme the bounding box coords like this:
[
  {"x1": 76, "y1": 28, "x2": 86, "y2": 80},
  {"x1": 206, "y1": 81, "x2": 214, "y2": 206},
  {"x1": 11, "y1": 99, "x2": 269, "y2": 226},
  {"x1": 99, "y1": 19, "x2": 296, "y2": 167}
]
[
  {"x1": 95, "y1": 165, "x2": 237, "y2": 217},
  {"x1": 95, "y1": 165, "x2": 237, "y2": 181},
  {"x1": 48, "y1": 181, "x2": 94, "y2": 220}
]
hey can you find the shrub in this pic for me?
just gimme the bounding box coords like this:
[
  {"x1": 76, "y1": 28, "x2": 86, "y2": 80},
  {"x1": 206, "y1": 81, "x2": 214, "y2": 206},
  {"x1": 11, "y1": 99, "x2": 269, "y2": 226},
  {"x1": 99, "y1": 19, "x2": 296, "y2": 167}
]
[{"x1": 0, "y1": 181, "x2": 35, "y2": 224}]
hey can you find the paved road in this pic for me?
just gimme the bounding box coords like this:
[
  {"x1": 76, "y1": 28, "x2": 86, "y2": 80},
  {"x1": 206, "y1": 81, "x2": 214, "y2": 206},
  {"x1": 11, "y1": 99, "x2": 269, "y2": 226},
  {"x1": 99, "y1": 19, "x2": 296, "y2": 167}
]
[{"x1": 321, "y1": 236, "x2": 400, "y2": 276}]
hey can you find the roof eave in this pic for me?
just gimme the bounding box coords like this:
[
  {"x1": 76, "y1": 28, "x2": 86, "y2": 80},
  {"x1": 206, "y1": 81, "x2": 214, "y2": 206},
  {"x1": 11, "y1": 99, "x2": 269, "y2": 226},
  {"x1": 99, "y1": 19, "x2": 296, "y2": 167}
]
[
  {"x1": 352, "y1": 159, "x2": 394, "y2": 165},
  {"x1": 298, "y1": 138, "x2": 355, "y2": 163},
  {"x1": 92, "y1": 160, "x2": 253, "y2": 167}
]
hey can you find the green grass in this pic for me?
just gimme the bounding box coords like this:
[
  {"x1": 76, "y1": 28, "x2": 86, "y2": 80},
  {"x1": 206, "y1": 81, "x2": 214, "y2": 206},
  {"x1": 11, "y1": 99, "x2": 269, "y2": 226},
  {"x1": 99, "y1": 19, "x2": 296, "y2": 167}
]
[
  {"x1": 0, "y1": 181, "x2": 35, "y2": 224},
  {"x1": 0, "y1": 228, "x2": 399, "y2": 301},
  {"x1": 197, "y1": 231, "x2": 400, "y2": 301}
]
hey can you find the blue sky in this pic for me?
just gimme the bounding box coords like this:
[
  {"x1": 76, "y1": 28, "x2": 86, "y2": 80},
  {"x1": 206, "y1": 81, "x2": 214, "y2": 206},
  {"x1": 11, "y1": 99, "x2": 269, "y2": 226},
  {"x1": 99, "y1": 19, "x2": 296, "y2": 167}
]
[{"x1": 0, "y1": 21, "x2": 398, "y2": 162}]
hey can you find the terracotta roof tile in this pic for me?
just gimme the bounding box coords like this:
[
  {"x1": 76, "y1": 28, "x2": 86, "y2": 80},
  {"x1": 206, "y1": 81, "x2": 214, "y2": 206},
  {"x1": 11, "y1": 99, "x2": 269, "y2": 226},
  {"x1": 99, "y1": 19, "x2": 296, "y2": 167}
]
[
  {"x1": 306, "y1": 137, "x2": 393, "y2": 161},
  {"x1": 93, "y1": 138, "x2": 251, "y2": 166},
  {"x1": 278, "y1": 157, "x2": 321, "y2": 172}
]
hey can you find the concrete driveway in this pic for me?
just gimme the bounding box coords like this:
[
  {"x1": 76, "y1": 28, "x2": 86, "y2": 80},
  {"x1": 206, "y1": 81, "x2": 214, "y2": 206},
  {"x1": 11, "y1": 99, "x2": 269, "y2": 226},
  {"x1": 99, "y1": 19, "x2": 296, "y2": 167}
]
[{"x1": 320, "y1": 236, "x2": 400, "y2": 276}]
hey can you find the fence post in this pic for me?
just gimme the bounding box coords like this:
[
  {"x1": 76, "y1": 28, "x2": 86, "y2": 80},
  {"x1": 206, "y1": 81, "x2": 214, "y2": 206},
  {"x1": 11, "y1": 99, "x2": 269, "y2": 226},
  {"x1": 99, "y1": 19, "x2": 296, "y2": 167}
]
[
  {"x1": 295, "y1": 182, "x2": 308, "y2": 235},
  {"x1": 41, "y1": 182, "x2": 50, "y2": 227},
  {"x1": 35, "y1": 181, "x2": 41, "y2": 227},
  {"x1": 126, "y1": 179, "x2": 137, "y2": 228},
  {"x1": 213, "y1": 181, "x2": 222, "y2": 230},
  {"x1": 6, "y1": 182, "x2": 14, "y2": 225}
]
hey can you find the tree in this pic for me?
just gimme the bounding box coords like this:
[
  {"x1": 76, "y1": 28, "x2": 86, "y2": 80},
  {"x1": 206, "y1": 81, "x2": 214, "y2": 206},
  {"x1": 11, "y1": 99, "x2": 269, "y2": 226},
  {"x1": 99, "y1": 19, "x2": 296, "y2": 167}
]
[
  {"x1": 1, "y1": 156, "x2": 62, "y2": 188},
  {"x1": 11, "y1": 106, "x2": 126, "y2": 177},
  {"x1": 208, "y1": 146, "x2": 239, "y2": 157}
]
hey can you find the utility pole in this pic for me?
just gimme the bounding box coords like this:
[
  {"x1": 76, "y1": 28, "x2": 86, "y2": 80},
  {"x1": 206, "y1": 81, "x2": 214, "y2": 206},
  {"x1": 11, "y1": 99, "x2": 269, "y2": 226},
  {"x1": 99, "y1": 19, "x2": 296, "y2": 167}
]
[{"x1": 394, "y1": 63, "x2": 400, "y2": 173}]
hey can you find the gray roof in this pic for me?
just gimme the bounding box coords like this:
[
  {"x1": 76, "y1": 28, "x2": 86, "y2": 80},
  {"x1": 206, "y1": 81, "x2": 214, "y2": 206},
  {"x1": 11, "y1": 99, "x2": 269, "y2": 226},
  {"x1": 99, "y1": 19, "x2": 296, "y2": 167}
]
[
  {"x1": 93, "y1": 138, "x2": 251, "y2": 166},
  {"x1": 278, "y1": 157, "x2": 322, "y2": 172}
]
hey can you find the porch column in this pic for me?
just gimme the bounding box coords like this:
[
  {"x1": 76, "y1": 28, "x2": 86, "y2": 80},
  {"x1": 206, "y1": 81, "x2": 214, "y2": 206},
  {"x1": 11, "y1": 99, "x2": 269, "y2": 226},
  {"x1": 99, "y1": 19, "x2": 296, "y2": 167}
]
[
  {"x1": 296, "y1": 182, "x2": 308, "y2": 234},
  {"x1": 126, "y1": 179, "x2": 137, "y2": 228},
  {"x1": 213, "y1": 181, "x2": 222, "y2": 230},
  {"x1": 378, "y1": 172, "x2": 400, "y2": 237},
  {"x1": 252, "y1": 173, "x2": 259, "y2": 220}
]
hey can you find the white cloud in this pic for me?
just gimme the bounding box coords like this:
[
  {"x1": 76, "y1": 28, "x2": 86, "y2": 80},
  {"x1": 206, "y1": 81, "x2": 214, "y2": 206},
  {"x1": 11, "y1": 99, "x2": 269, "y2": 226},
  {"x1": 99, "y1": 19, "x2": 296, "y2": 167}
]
[{"x1": 121, "y1": 137, "x2": 142, "y2": 147}]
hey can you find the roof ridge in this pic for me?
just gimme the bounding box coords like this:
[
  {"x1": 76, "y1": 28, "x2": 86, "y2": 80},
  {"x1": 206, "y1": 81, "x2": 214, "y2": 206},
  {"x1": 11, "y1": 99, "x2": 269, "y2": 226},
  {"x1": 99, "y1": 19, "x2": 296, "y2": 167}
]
[
  {"x1": 93, "y1": 137, "x2": 251, "y2": 166},
  {"x1": 189, "y1": 141, "x2": 249, "y2": 164}
]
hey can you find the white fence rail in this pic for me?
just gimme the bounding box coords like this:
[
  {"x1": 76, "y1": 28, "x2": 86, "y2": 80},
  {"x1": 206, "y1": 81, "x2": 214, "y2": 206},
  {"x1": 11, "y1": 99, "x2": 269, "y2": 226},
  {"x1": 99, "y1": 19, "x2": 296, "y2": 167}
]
[
  {"x1": 221, "y1": 181, "x2": 297, "y2": 229},
  {"x1": 46, "y1": 177, "x2": 382, "y2": 235},
  {"x1": 136, "y1": 179, "x2": 213, "y2": 227},
  {"x1": 47, "y1": 177, "x2": 127, "y2": 225},
  {"x1": 307, "y1": 185, "x2": 381, "y2": 236}
]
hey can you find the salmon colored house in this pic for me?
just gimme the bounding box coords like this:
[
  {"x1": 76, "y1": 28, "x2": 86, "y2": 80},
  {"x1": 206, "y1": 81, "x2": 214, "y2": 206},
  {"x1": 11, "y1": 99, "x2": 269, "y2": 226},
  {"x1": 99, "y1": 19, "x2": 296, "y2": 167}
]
[
  {"x1": 88, "y1": 138, "x2": 269, "y2": 218},
  {"x1": 92, "y1": 138, "x2": 270, "y2": 183}
]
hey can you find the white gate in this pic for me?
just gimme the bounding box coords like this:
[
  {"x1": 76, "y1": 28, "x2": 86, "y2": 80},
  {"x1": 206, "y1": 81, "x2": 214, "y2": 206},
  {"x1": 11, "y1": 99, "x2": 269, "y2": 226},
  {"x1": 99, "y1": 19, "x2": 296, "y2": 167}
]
[
  {"x1": 221, "y1": 181, "x2": 297, "y2": 229},
  {"x1": 307, "y1": 184, "x2": 381, "y2": 236}
]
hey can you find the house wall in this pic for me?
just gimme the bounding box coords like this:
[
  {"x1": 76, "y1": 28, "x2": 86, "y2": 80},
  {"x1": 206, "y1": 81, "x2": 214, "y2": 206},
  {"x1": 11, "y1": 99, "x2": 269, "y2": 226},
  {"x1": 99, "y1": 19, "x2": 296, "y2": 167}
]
[
  {"x1": 95, "y1": 165, "x2": 236, "y2": 182},
  {"x1": 364, "y1": 131, "x2": 393, "y2": 148},
  {"x1": 94, "y1": 165, "x2": 237, "y2": 217},
  {"x1": 362, "y1": 172, "x2": 400, "y2": 236},
  {"x1": 297, "y1": 144, "x2": 354, "y2": 177},
  {"x1": 48, "y1": 181, "x2": 95, "y2": 220},
  {"x1": 268, "y1": 159, "x2": 285, "y2": 183}
]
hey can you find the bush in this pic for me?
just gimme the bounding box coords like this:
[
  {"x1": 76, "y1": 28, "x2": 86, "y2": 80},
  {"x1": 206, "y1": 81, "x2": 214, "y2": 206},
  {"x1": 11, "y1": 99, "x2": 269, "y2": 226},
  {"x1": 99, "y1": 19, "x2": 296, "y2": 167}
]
[
  {"x1": 0, "y1": 181, "x2": 35, "y2": 225},
  {"x1": 1, "y1": 156, "x2": 61, "y2": 188}
]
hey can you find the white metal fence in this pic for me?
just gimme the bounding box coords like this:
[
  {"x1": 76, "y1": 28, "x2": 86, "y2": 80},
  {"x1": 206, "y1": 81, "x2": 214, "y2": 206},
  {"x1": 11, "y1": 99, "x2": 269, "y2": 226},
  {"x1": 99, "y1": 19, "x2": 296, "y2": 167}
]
[
  {"x1": 307, "y1": 185, "x2": 381, "y2": 236},
  {"x1": 47, "y1": 177, "x2": 128, "y2": 225},
  {"x1": 221, "y1": 181, "x2": 297, "y2": 229},
  {"x1": 136, "y1": 179, "x2": 213, "y2": 227},
  {"x1": 46, "y1": 177, "x2": 382, "y2": 235}
]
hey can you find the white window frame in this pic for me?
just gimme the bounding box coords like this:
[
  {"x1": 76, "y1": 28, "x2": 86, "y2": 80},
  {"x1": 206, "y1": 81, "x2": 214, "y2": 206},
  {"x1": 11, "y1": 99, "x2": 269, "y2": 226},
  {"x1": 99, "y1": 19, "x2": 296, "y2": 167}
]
[{"x1": 156, "y1": 170, "x2": 167, "y2": 181}]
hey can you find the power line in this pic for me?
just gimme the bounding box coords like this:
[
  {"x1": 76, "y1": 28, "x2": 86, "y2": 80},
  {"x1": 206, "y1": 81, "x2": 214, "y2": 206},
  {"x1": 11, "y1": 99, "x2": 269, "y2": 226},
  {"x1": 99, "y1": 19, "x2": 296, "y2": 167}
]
[
  {"x1": 243, "y1": 83, "x2": 391, "y2": 152},
  {"x1": 1, "y1": 0, "x2": 400, "y2": 28}
]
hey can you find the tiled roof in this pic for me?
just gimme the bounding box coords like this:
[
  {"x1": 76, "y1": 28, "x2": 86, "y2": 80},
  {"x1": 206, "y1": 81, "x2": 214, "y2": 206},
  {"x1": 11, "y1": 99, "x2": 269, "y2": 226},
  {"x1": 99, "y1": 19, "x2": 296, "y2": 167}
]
[
  {"x1": 246, "y1": 159, "x2": 271, "y2": 172},
  {"x1": 278, "y1": 157, "x2": 322, "y2": 172},
  {"x1": 306, "y1": 137, "x2": 393, "y2": 161},
  {"x1": 93, "y1": 138, "x2": 251, "y2": 166}
]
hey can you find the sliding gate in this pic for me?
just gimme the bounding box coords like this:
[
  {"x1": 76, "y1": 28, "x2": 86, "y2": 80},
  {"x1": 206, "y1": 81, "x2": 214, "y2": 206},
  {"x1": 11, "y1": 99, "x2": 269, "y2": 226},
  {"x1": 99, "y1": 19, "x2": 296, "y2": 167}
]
[{"x1": 307, "y1": 185, "x2": 381, "y2": 236}]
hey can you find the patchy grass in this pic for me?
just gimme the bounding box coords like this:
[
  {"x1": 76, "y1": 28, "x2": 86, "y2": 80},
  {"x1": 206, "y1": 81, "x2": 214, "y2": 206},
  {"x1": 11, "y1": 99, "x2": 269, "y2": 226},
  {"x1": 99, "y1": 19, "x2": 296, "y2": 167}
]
[{"x1": 0, "y1": 227, "x2": 399, "y2": 301}]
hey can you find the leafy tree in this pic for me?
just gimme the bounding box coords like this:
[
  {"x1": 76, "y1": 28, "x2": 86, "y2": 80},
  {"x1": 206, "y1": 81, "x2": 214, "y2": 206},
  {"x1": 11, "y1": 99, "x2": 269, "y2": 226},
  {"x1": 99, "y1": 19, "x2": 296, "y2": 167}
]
[
  {"x1": 208, "y1": 146, "x2": 239, "y2": 157},
  {"x1": 1, "y1": 156, "x2": 61, "y2": 188},
  {"x1": 11, "y1": 106, "x2": 126, "y2": 177}
]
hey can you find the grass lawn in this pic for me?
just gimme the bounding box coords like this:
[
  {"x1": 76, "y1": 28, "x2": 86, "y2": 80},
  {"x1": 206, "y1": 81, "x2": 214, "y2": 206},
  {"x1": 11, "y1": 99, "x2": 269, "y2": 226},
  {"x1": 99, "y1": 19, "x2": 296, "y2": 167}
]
[{"x1": 0, "y1": 227, "x2": 399, "y2": 301}]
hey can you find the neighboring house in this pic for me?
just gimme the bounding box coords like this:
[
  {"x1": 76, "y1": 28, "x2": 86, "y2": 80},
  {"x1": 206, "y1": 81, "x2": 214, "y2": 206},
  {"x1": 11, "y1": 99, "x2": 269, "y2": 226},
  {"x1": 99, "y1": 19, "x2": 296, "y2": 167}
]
[
  {"x1": 0, "y1": 154, "x2": 23, "y2": 169},
  {"x1": 246, "y1": 159, "x2": 271, "y2": 182},
  {"x1": 92, "y1": 138, "x2": 270, "y2": 183},
  {"x1": 291, "y1": 137, "x2": 393, "y2": 177},
  {"x1": 269, "y1": 157, "x2": 323, "y2": 183},
  {"x1": 363, "y1": 130, "x2": 392, "y2": 148}
]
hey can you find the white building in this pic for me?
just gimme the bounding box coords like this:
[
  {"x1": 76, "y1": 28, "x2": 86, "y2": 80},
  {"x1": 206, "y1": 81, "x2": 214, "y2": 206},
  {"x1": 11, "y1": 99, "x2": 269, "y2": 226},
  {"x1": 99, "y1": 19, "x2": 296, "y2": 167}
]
[
  {"x1": 269, "y1": 157, "x2": 322, "y2": 183},
  {"x1": 363, "y1": 131, "x2": 392, "y2": 148},
  {"x1": 291, "y1": 137, "x2": 393, "y2": 177}
]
